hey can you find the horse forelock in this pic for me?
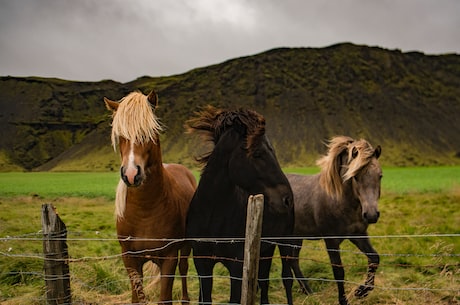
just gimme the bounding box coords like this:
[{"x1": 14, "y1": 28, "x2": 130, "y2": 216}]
[
  {"x1": 110, "y1": 91, "x2": 163, "y2": 150},
  {"x1": 317, "y1": 136, "x2": 354, "y2": 198},
  {"x1": 186, "y1": 106, "x2": 265, "y2": 164},
  {"x1": 245, "y1": 112, "x2": 266, "y2": 155},
  {"x1": 317, "y1": 136, "x2": 378, "y2": 199},
  {"x1": 343, "y1": 139, "x2": 376, "y2": 181}
]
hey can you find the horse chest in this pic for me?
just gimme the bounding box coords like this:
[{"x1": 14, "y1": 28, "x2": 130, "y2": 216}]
[{"x1": 118, "y1": 204, "x2": 183, "y2": 238}]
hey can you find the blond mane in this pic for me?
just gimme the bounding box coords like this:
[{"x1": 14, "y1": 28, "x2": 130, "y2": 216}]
[
  {"x1": 317, "y1": 136, "x2": 376, "y2": 199},
  {"x1": 115, "y1": 178, "x2": 127, "y2": 220},
  {"x1": 110, "y1": 91, "x2": 163, "y2": 150}
]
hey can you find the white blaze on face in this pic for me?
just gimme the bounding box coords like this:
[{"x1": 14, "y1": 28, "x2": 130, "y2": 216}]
[{"x1": 124, "y1": 142, "x2": 138, "y2": 185}]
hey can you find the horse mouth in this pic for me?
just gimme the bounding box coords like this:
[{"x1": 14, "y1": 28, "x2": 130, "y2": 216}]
[{"x1": 364, "y1": 211, "x2": 380, "y2": 224}]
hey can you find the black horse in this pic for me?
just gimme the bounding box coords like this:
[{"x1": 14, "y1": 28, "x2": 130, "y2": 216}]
[{"x1": 185, "y1": 106, "x2": 295, "y2": 305}]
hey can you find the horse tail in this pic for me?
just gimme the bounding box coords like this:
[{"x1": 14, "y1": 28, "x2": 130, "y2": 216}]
[{"x1": 143, "y1": 261, "x2": 161, "y2": 294}]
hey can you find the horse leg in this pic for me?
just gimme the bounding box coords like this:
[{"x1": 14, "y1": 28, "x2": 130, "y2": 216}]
[
  {"x1": 228, "y1": 261, "x2": 243, "y2": 304},
  {"x1": 257, "y1": 256, "x2": 272, "y2": 305},
  {"x1": 350, "y1": 237, "x2": 379, "y2": 298},
  {"x1": 324, "y1": 239, "x2": 349, "y2": 305},
  {"x1": 158, "y1": 256, "x2": 178, "y2": 305},
  {"x1": 194, "y1": 257, "x2": 214, "y2": 305},
  {"x1": 290, "y1": 239, "x2": 313, "y2": 295},
  {"x1": 123, "y1": 256, "x2": 147, "y2": 304},
  {"x1": 179, "y1": 245, "x2": 191, "y2": 304},
  {"x1": 279, "y1": 244, "x2": 295, "y2": 305}
]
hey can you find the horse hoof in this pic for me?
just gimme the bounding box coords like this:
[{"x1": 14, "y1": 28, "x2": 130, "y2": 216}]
[
  {"x1": 339, "y1": 297, "x2": 351, "y2": 305},
  {"x1": 354, "y1": 284, "x2": 374, "y2": 298},
  {"x1": 301, "y1": 286, "x2": 313, "y2": 295}
]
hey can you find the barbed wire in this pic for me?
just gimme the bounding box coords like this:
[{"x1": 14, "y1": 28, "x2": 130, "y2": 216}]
[
  {"x1": 1, "y1": 231, "x2": 458, "y2": 303},
  {"x1": 2, "y1": 232, "x2": 459, "y2": 260},
  {"x1": 3, "y1": 231, "x2": 460, "y2": 241},
  {"x1": 2, "y1": 270, "x2": 459, "y2": 293}
]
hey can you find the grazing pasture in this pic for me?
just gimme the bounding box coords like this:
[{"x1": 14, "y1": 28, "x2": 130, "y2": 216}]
[{"x1": 0, "y1": 167, "x2": 459, "y2": 304}]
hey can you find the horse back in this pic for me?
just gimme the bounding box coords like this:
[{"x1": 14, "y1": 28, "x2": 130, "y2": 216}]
[{"x1": 287, "y1": 173, "x2": 369, "y2": 237}]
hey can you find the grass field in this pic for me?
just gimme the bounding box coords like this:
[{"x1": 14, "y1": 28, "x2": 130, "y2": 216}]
[{"x1": 0, "y1": 167, "x2": 459, "y2": 304}]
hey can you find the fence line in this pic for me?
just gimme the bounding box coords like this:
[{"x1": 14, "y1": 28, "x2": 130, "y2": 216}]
[
  {"x1": 2, "y1": 232, "x2": 459, "y2": 260},
  {"x1": 1, "y1": 231, "x2": 458, "y2": 303},
  {"x1": 3, "y1": 232, "x2": 460, "y2": 241},
  {"x1": 1, "y1": 270, "x2": 459, "y2": 293}
]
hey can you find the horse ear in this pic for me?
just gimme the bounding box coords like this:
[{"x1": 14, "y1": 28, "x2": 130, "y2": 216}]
[
  {"x1": 147, "y1": 90, "x2": 158, "y2": 109},
  {"x1": 374, "y1": 145, "x2": 382, "y2": 159},
  {"x1": 104, "y1": 97, "x2": 119, "y2": 112},
  {"x1": 351, "y1": 146, "x2": 359, "y2": 159}
]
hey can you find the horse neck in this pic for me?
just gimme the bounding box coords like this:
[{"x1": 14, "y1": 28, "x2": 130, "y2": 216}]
[
  {"x1": 198, "y1": 159, "x2": 242, "y2": 205},
  {"x1": 332, "y1": 179, "x2": 361, "y2": 212},
  {"x1": 195, "y1": 131, "x2": 247, "y2": 207}
]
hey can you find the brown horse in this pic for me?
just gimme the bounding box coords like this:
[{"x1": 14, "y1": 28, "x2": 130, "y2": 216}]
[
  {"x1": 287, "y1": 136, "x2": 382, "y2": 305},
  {"x1": 104, "y1": 90, "x2": 197, "y2": 304}
]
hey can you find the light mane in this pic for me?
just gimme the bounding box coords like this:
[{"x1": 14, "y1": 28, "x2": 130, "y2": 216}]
[
  {"x1": 317, "y1": 136, "x2": 375, "y2": 199},
  {"x1": 115, "y1": 179, "x2": 127, "y2": 220},
  {"x1": 343, "y1": 139, "x2": 376, "y2": 181},
  {"x1": 110, "y1": 91, "x2": 163, "y2": 150}
]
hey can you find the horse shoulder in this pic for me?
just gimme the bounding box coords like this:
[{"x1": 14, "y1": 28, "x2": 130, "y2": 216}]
[
  {"x1": 162, "y1": 163, "x2": 196, "y2": 217},
  {"x1": 163, "y1": 163, "x2": 197, "y2": 194},
  {"x1": 287, "y1": 174, "x2": 321, "y2": 236}
]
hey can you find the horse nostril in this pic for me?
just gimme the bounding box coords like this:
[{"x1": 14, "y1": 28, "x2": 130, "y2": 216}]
[
  {"x1": 120, "y1": 166, "x2": 130, "y2": 186},
  {"x1": 134, "y1": 165, "x2": 142, "y2": 185},
  {"x1": 283, "y1": 195, "x2": 293, "y2": 208}
]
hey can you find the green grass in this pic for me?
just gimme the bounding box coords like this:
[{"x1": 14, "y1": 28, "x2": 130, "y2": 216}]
[
  {"x1": 0, "y1": 172, "x2": 120, "y2": 199},
  {"x1": 284, "y1": 166, "x2": 460, "y2": 195},
  {"x1": 0, "y1": 167, "x2": 459, "y2": 304},
  {"x1": 1, "y1": 166, "x2": 458, "y2": 199},
  {"x1": 380, "y1": 166, "x2": 460, "y2": 194},
  {"x1": 0, "y1": 171, "x2": 203, "y2": 199}
]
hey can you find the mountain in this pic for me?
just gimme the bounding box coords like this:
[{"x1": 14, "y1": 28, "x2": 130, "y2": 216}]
[{"x1": 1, "y1": 43, "x2": 459, "y2": 171}]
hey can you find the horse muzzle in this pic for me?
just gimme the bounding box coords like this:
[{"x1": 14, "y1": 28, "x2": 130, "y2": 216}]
[
  {"x1": 120, "y1": 165, "x2": 143, "y2": 187},
  {"x1": 265, "y1": 185, "x2": 294, "y2": 214},
  {"x1": 363, "y1": 210, "x2": 380, "y2": 224}
]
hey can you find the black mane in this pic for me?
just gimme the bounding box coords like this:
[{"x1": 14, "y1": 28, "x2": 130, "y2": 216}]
[{"x1": 185, "y1": 105, "x2": 265, "y2": 165}]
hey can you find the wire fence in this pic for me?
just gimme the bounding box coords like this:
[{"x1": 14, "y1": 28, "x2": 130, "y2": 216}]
[{"x1": 1, "y1": 231, "x2": 459, "y2": 304}]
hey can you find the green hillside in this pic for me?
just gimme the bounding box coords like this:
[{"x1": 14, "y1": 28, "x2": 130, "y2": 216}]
[{"x1": 1, "y1": 43, "x2": 459, "y2": 171}]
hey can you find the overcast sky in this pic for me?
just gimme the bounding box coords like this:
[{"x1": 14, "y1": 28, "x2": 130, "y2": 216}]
[{"x1": 1, "y1": 0, "x2": 459, "y2": 83}]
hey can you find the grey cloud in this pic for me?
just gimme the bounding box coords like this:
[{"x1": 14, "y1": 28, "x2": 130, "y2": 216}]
[{"x1": 1, "y1": 0, "x2": 459, "y2": 82}]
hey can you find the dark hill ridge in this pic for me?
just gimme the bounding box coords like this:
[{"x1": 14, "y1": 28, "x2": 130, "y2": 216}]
[{"x1": 1, "y1": 43, "x2": 459, "y2": 171}]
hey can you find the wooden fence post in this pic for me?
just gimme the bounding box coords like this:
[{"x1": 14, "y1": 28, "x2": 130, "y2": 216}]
[
  {"x1": 42, "y1": 204, "x2": 71, "y2": 305},
  {"x1": 241, "y1": 194, "x2": 264, "y2": 305}
]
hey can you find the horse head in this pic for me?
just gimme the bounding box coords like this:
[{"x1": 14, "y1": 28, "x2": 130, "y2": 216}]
[
  {"x1": 228, "y1": 112, "x2": 293, "y2": 214},
  {"x1": 318, "y1": 136, "x2": 382, "y2": 224},
  {"x1": 104, "y1": 90, "x2": 162, "y2": 187},
  {"x1": 345, "y1": 140, "x2": 382, "y2": 224},
  {"x1": 187, "y1": 105, "x2": 294, "y2": 218}
]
